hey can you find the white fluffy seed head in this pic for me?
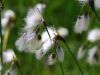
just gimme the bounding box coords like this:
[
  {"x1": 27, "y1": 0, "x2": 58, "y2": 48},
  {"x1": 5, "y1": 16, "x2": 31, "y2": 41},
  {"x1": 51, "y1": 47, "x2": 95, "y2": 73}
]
[
  {"x1": 43, "y1": 40, "x2": 54, "y2": 53},
  {"x1": 34, "y1": 3, "x2": 46, "y2": 14},
  {"x1": 1, "y1": 18, "x2": 9, "y2": 29},
  {"x1": 94, "y1": 0, "x2": 100, "y2": 9},
  {"x1": 35, "y1": 49, "x2": 44, "y2": 60},
  {"x1": 38, "y1": 27, "x2": 67, "y2": 59},
  {"x1": 4, "y1": 68, "x2": 17, "y2": 75},
  {"x1": 26, "y1": 36, "x2": 42, "y2": 53},
  {"x1": 87, "y1": 46, "x2": 99, "y2": 65},
  {"x1": 1, "y1": 10, "x2": 16, "y2": 36},
  {"x1": 57, "y1": 27, "x2": 68, "y2": 38},
  {"x1": 41, "y1": 27, "x2": 56, "y2": 52},
  {"x1": 4, "y1": 10, "x2": 16, "y2": 20},
  {"x1": 16, "y1": 32, "x2": 42, "y2": 53},
  {"x1": 46, "y1": 53, "x2": 56, "y2": 65},
  {"x1": 87, "y1": 28, "x2": 100, "y2": 42},
  {"x1": 15, "y1": 34, "x2": 27, "y2": 52},
  {"x1": 77, "y1": 45, "x2": 86, "y2": 60},
  {"x1": 34, "y1": 27, "x2": 57, "y2": 60},
  {"x1": 74, "y1": 13, "x2": 90, "y2": 34},
  {"x1": 35, "y1": 29, "x2": 55, "y2": 60},
  {"x1": 41, "y1": 27, "x2": 57, "y2": 42},
  {"x1": 3, "y1": 49, "x2": 16, "y2": 63},
  {"x1": 1, "y1": 17, "x2": 14, "y2": 35},
  {"x1": 24, "y1": 8, "x2": 43, "y2": 30},
  {"x1": 35, "y1": 40, "x2": 54, "y2": 60},
  {"x1": 34, "y1": 40, "x2": 54, "y2": 60},
  {"x1": 56, "y1": 46, "x2": 64, "y2": 62},
  {"x1": 24, "y1": 3, "x2": 46, "y2": 30}
]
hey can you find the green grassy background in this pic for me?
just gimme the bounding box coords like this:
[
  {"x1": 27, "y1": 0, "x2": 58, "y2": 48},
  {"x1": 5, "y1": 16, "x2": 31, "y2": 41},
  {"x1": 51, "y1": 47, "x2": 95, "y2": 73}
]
[{"x1": 2, "y1": 0, "x2": 100, "y2": 75}]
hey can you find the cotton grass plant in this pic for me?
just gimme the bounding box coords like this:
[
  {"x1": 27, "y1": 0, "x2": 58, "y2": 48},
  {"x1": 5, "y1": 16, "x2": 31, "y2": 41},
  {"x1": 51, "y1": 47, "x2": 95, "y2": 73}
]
[
  {"x1": 1, "y1": 9, "x2": 21, "y2": 75},
  {"x1": 14, "y1": 2, "x2": 84, "y2": 75},
  {"x1": 1, "y1": 0, "x2": 100, "y2": 75}
]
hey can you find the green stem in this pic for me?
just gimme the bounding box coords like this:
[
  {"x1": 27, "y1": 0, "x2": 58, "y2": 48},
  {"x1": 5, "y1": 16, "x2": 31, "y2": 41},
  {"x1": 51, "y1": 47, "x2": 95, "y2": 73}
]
[
  {"x1": 54, "y1": 41, "x2": 64, "y2": 75},
  {"x1": 2, "y1": 27, "x2": 10, "y2": 50},
  {"x1": 79, "y1": 3, "x2": 86, "y2": 16},
  {"x1": 14, "y1": 61, "x2": 23, "y2": 75},
  {"x1": 58, "y1": 62, "x2": 64, "y2": 75},
  {"x1": 57, "y1": 36, "x2": 84, "y2": 75},
  {"x1": 0, "y1": 16, "x2": 3, "y2": 75},
  {"x1": 83, "y1": 41, "x2": 90, "y2": 49},
  {"x1": 88, "y1": 1, "x2": 100, "y2": 24},
  {"x1": 0, "y1": 0, "x2": 4, "y2": 74},
  {"x1": 93, "y1": 10, "x2": 100, "y2": 23},
  {"x1": 43, "y1": 21, "x2": 52, "y2": 41}
]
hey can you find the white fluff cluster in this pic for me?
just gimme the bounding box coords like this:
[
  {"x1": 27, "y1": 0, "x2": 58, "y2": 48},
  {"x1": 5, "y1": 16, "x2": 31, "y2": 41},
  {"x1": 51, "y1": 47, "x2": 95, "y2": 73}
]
[
  {"x1": 24, "y1": 9, "x2": 42, "y2": 30},
  {"x1": 1, "y1": 18, "x2": 9, "y2": 30},
  {"x1": 77, "y1": 45, "x2": 86, "y2": 60},
  {"x1": 1, "y1": 10, "x2": 16, "y2": 35},
  {"x1": 3, "y1": 49, "x2": 16, "y2": 63},
  {"x1": 87, "y1": 46, "x2": 100, "y2": 65},
  {"x1": 4, "y1": 68, "x2": 17, "y2": 75},
  {"x1": 74, "y1": 13, "x2": 90, "y2": 34},
  {"x1": 16, "y1": 25, "x2": 67, "y2": 65},
  {"x1": 46, "y1": 53, "x2": 57, "y2": 65},
  {"x1": 94, "y1": 0, "x2": 100, "y2": 9},
  {"x1": 16, "y1": 3, "x2": 68, "y2": 65},
  {"x1": 46, "y1": 46, "x2": 64, "y2": 65},
  {"x1": 77, "y1": 44, "x2": 100, "y2": 65},
  {"x1": 16, "y1": 3, "x2": 46, "y2": 53},
  {"x1": 3, "y1": 10, "x2": 16, "y2": 20},
  {"x1": 34, "y1": 3, "x2": 46, "y2": 14},
  {"x1": 87, "y1": 28, "x2": 100, "y2": 42},
  {"x1": 35, "y1": 27, "x2": 67, "y2": 61},
  {"x1": 57, "y1": 27, "x2": 69, "y2": 38},
  {"x1": 56, "y1": 46, "x2": 64, "y2": 62},
  {"x1": 24, "y1": 3, "x2": 46, "y2": 30},
  {"x1": 35, "y1": 27, "x2": 57, "y2": 60},
  {"x1": 15, "y1": 32, "x2": 42, "y2": 53}
]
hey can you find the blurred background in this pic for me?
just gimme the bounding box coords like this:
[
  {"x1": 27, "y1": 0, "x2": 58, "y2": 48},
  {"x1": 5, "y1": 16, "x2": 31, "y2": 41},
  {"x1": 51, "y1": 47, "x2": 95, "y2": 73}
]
[{"x1": 1, "y1": 0, "x2": 100, "y2": 75}]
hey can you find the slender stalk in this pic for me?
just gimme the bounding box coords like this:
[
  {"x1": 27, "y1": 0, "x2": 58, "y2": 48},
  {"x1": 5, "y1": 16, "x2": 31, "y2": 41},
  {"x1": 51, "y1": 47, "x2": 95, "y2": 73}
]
[
  {"x1": 79, "y1": 2, "x2": 87, "y2": 16},
  {"x1": 37, "y1": 8, "x2": 52, "y2": 41},
  {"x1": 43, "y1": 19, "x2": 64, "y2": 75},
  {"x1": 88, "y1": 0, "x2": 100, "y2": 23},
  {"x1": 14, "y1": 61, "x2": 23, "y2": 75},
  {"x1": 1, "y1": 26, "x2": 10, "y2": 75},
  {"x1": 2, "y1": 27, "x2": 10, "y2": 50},
  {"x1": 36, "y1": 8, "x2": 52, "y2": 41},
  {"x1": 58, "y1": 62, "x2": 64, "y2": 75},
  {"x1": 0, "y1": 16, "x2": 3, "y2": 75},
  {"x1": 57, "y1": 36, "x2": 84, "y2": 75},
  {"x1": 43, "y1": 21, "x2": 52, "y2": 41},
  {"x1": 0, "y1": 0, "x2": 4, "y2": 74},
  {"x1": 93, "y1": 10, "x2": 100, "y2": 23},
  {"x1": 0, "y1": 30, "x2": 3, "y2": 75},
  {"x1": 54, "y1": 41, "x2": 64, "y2": 75},
  {"x1": 8, "y1": 61, "x2": 23, "y2": 75},
  {"x1": 2, "y1": 27, "x2": 23, "y2": 74},
  {"x1": 83, "y1": 41, "x2": 90, "y2": 49}
]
